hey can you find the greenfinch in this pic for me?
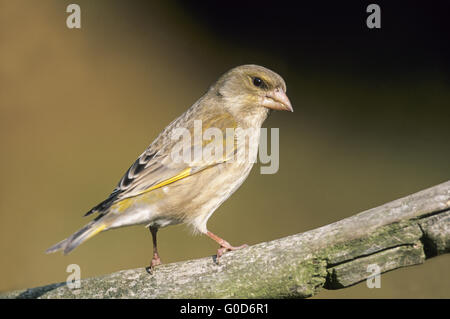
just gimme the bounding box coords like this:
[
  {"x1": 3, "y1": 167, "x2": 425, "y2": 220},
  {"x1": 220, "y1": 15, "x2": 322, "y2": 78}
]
[{"x1": 46, "y1": 64, "x2": 293, "y2": 270}]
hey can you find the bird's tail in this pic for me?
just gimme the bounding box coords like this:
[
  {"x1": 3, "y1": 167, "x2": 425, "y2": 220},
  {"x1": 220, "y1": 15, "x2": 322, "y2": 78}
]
[{"x1": 46, "y1": 220, "x2": 107, "y2": 255}]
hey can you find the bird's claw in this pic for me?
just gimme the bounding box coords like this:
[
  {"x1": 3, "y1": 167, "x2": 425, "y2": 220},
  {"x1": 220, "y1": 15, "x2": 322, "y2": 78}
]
[
  {"x1": 215, "y1": 243, "x2": 248, "y2": 264},
  {"x1": 145, "y1": 255, "x2": 162, "y2": 274}
]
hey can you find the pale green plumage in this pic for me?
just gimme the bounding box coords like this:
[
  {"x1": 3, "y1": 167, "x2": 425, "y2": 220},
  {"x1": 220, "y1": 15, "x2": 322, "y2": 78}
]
[{"x1": 46, "y1": 64, "x2": 291, "y2": 255}]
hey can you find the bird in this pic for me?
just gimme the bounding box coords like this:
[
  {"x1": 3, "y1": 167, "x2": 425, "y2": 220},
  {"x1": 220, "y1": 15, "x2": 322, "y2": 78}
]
[{"x1": 46, "y1": 64, "x2": 293, "y2": 271}]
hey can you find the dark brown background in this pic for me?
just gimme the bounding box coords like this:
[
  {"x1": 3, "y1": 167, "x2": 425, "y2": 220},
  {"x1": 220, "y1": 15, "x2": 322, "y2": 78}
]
[{"x1": 0, "y1": 0, "x2": 449, "y2": 297}]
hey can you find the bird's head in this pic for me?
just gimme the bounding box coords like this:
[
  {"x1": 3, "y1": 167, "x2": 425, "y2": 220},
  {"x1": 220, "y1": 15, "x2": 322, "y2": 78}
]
[{"x1": 211, "y1": 65, "x2": 293, "y2": 121}]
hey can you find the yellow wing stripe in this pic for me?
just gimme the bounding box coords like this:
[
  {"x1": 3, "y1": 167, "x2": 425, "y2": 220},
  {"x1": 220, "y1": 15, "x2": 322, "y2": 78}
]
[
  {"x1": 112, "y1": 167, "x2": 192, "y2": 213},
  {"x1": 143, "y1": 167, "x2": 192, "y2": 194}
]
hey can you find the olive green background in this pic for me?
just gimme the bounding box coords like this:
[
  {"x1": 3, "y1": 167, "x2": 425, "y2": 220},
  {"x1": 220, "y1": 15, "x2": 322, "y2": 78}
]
[{"x1": 0, "y1": 1, "x2": 449, "y2": 297}]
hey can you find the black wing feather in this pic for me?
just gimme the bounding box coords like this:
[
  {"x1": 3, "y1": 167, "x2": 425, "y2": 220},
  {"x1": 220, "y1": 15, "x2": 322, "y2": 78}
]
[{"x1": 83, "y1": 151, "x2": 156, "y2": 217}]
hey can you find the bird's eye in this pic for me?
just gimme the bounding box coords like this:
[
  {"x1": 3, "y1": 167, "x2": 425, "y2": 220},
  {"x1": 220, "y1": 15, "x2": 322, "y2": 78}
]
[{"x1": 252, "y1": 77, "x2": 264, "y2": 88}]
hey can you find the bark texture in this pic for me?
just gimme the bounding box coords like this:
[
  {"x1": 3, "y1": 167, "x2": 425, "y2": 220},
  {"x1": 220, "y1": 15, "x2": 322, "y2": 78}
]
[{"x1": 2, "y1": 181, "x2": 449, "y2": 299}]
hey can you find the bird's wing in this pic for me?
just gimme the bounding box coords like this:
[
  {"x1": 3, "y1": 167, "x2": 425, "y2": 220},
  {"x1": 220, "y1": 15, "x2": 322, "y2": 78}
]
[{"x1": 85, "y1": 109, "x2": 239, "y2": 216}]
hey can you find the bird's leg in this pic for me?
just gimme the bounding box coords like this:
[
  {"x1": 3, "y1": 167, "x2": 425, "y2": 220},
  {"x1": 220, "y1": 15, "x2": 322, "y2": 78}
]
[
  {"x1": 146, "y1": 226, "x2": 161, "y2": 273},
  {"x1": 206, "y1": 230, "x2": 248, "y2": 263},
  {"x1": 150, "y1": 226, "x2": 162, "y2": 267}
]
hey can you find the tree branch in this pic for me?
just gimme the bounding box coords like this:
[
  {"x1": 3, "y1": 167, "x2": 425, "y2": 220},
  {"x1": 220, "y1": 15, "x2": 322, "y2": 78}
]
[{"x1": 2, "y1": 181, "x2": 449, "y2": 299}]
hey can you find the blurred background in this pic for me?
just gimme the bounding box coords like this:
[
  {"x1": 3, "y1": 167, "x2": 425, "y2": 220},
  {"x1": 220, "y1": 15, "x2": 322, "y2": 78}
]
[{"x1": 0, "y1": 0, "x2": 449, "y2": 297}]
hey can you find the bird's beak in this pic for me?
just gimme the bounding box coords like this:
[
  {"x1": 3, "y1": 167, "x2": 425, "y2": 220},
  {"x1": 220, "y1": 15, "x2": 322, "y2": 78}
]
[{"x1": 261, "y1": 88, "x2": 293, "y2": 112}]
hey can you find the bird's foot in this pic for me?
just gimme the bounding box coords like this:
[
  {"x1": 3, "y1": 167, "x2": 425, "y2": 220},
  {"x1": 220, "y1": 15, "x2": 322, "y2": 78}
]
[
  {"x1": 145, "y1": 253, "x2": 162, "y2": 274},
  {"x1": 216, "y1": 241, "x2": 248, "y2": 264}
]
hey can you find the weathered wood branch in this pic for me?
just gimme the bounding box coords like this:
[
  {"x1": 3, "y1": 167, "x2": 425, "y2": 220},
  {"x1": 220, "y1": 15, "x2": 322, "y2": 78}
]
[{"x1": 2, "y1": 181, "x2": 449, "y2": 299}]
